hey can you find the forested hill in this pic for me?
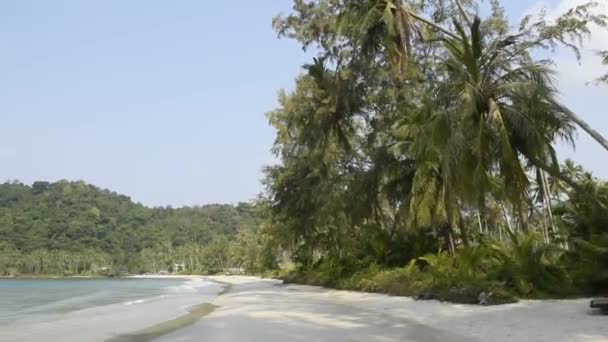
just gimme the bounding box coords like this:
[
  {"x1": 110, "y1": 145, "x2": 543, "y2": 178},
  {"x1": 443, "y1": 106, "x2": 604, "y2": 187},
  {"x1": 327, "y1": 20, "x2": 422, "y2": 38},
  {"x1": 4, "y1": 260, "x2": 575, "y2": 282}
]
[{"x1": 0, "y1": 180, "x2": 259, "y2": 276}]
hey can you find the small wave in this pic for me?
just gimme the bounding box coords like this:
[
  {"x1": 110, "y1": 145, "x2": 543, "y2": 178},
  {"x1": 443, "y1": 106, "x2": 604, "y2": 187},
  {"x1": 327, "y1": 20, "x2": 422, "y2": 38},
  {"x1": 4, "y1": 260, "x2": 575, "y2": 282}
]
[
  {"x1": 167, "y1": 279, "x2": 216, "y2": 294},
  {"x1": 123, "y1": 299, "x2": 146, "y2": 306},
  {"x1": 18, "y1": 290, "x2": 112, "y2": 315},
  {"x1": 0, "y1": 279, "x2": 224, "y2": 340}
]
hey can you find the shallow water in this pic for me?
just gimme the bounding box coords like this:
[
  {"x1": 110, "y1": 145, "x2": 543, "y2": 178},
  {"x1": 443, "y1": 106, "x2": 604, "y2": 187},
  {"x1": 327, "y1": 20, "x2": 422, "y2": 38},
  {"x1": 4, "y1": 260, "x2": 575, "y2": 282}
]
[
  {"x1": 0, "y1": 278, "x2": 187, "y2": 324},
  {"x1": 0, "y1": 277, "x2": 222, "y2": 342}
]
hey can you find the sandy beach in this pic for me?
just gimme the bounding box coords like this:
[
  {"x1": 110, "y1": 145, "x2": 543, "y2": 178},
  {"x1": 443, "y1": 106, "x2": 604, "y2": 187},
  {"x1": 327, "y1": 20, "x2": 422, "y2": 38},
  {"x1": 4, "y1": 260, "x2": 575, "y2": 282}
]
[
  {"x1": 1, "y1": 275, "x2": 605, "y2": 341},
  {"x1": 157, "y1": 275, "x2": 608, "y2": 342}
]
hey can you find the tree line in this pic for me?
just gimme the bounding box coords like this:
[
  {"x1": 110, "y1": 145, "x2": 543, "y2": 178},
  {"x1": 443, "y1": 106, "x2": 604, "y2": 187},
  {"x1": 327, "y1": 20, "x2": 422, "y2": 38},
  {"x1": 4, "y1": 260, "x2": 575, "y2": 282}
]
[
  {"x1": 0, "y1": 180, "x2": 263, "y2": 276},
  {"x1": 2, "y1": 0, "x2": 608, "y2": 305},
  {"x1": 253, "y1": 0, "x2": 608, "y2": 303}
]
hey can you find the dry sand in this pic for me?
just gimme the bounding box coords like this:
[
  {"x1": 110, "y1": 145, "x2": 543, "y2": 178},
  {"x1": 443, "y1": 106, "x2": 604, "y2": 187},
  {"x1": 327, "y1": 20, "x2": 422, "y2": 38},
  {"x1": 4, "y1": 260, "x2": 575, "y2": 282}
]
[{"x1": 158, "y1": 275, "x2": 608, "y2": 342}]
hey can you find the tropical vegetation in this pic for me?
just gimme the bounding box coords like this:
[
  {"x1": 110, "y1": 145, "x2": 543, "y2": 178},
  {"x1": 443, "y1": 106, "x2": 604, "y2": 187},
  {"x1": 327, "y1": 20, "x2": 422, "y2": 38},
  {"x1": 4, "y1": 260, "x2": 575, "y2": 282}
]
[
  {"x1": 254, "y1": 0, "x2": 608, "y2": 304},
  {"x1": 0, "y1": 180, "x2": 267, "y2": 276},
  {"x1": 2, "y1": 0, "x2": 608, "y2": 305}
]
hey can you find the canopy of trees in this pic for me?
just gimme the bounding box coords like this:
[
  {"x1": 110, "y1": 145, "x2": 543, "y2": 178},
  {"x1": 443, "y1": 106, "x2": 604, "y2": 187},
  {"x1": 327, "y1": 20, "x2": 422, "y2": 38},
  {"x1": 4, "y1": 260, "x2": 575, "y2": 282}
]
[
  {"x1": 255, "y1": 0, "x2": 608, "y2": 303},
  {"x1": 0, "y1": 180, "x2": 263, "y2": 276}
]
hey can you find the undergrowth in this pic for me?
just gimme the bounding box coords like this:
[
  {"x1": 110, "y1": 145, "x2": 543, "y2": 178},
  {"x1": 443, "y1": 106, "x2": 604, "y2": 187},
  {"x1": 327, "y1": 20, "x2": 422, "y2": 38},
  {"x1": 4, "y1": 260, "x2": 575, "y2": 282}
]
[{"x1": 279, "y1": 232, "x2": 594, "y2": 305}]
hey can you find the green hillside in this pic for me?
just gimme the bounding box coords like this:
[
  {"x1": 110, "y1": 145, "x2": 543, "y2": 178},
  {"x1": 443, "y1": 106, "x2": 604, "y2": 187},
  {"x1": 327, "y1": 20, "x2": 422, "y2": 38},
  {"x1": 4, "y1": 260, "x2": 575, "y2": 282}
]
[{"x1": 0, "y1": 180, "x2": 260, "y2": 276}]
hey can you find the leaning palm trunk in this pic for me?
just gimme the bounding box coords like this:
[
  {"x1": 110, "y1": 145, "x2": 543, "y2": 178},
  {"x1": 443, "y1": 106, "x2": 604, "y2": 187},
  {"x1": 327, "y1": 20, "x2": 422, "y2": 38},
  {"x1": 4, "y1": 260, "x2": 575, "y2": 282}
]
[
  {"x1": 477, "y1": 212, "x2": 483, "y2": 234},
  {"x1": 566, "y1": 111, "x2": 608, "y2": 152},
  {"x1": 540, "y1": 170, "x2": 556, "y2": 235}
]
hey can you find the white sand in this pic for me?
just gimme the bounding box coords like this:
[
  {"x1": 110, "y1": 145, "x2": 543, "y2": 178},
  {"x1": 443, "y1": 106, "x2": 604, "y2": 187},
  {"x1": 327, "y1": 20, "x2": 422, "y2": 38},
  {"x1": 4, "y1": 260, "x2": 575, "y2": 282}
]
[
  {"x1": 159, "y1": 276, "x2": 608, "y2": 342},
  {"x1": 128, "y1": 274, "x2": 208, "y2": 280}
]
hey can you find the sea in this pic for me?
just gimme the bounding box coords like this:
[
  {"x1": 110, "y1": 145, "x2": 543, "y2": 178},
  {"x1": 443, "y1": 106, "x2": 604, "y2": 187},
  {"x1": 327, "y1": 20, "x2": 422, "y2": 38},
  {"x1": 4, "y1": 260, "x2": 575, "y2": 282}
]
[{"x1": 0, "y1": 277, "x2": 223, "y2": 342}]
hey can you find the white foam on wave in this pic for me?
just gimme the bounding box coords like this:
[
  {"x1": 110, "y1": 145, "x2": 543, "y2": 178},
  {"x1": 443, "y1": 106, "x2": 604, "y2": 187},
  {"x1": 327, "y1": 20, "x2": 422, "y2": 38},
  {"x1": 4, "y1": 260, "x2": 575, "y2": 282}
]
[
  {"x1": 123, "y1": 299, "x2": 146, "y2": 306},
  {"x1": 18, "y1": 290, "x2": 112, "y2": 315},
  {"x1": 167, "y1": 278, "x2": 217, "y2": 294}
]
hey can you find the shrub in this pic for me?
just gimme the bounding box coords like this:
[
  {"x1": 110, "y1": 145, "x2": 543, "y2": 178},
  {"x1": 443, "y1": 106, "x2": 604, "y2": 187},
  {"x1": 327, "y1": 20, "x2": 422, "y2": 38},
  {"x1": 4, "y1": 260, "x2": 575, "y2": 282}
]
[
  {"x1": 491, "y1": 232, "x2": 575, "y2": 297},
  {"x1": 279, "y1": 232, "x2": 585, "y2": 304},
  {"x1": 564, "y1": 235, "x2": 608, "y2": 295}
]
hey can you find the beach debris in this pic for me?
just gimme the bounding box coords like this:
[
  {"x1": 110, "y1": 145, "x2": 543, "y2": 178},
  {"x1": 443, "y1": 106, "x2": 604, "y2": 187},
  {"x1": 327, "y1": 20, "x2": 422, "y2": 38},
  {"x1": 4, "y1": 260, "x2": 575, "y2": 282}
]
[
  {"x1": 590, "y1": 298, "x2": 608, "y2": 313},
  {"x1": 478, "y1": 292, "x2": 493, "y2": 305}
]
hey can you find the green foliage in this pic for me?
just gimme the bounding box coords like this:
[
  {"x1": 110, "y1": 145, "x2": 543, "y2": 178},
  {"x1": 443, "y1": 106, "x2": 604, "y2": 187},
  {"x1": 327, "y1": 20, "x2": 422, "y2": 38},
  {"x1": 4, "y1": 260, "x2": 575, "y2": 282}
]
[
  {"x1": 3, "y1": 0, "x2": 608, "y2": 309},
  {"x1": 491, "y1": 232, "x2": 574, "y2": 297},
  {"x1": 261, "y1": 0, "x2": 608, "y2": 304},
  {"x1": 281, "y1": 251, "x2": 518, "y2": 304},
  {"x1": 280, "y1": 236, "x2": 578, "y2": 303},
  {"x1": 0, "y1": 180, "x2": 263, "y2": 276},
  {"x1": 564, "y1": 235, "x2": 608, "y2": 295}
]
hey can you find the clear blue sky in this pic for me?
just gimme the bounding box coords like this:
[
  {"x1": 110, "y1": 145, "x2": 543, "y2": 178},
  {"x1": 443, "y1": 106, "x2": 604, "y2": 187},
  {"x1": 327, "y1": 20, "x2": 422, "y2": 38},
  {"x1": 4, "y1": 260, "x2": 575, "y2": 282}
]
[{"x1": 0, "y1": 0, "x2": 605, "y2": 207}]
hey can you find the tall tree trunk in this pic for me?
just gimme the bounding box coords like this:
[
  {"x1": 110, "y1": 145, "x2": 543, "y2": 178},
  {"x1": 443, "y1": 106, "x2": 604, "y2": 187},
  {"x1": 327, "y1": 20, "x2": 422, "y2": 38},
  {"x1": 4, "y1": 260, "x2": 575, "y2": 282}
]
[
  {"x1": 442, "y1": 223, "x2": 457, "y2": 256},
  {"x1": 540, "y1": 170, "x2": 558, "y2": 239},
  {"x1": 567, "y1": 111, "x2": 608, "y2": 152},
  {"x1": 502, "y1": 205, "x2": 514, "y2": 233},
  {"x1": 517, "y1": 202, "x2": 528, "y2": 232},
  {"x1": 538, "y1": 211, "x2": 550, "y2": 244},
  {"x1": 498, "y1": 222, "x2": 504, "y2": 243},
  {"x1": 458, "y1": 211, "x2": 470, "y2": 247}
]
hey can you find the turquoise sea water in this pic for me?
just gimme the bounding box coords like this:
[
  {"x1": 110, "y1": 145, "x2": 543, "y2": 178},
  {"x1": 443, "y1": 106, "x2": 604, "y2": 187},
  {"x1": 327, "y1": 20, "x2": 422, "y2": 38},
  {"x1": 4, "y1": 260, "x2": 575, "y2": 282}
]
[
  {"x1": 0, "y1": 278, "x2": 187, "y2": 325},
  {"x1": 0, "y1": 277, "x2": 223, "y2": 341}
]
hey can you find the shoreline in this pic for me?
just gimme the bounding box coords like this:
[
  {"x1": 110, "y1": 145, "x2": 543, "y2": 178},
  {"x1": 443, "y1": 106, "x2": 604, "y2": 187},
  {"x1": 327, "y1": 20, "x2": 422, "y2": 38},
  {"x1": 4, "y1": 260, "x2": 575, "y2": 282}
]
[
  {"x1": 156, "y1": 276, "x2": 608, "y2": 342},
  {"x1": 0, "y1": 275, "x2": 226, "y2": 342},
  {"x1": 2, "y1": 275, "x2": 605, "y2": 341},
  {"x1": 107, "y1": 303, "x2": 219, "y2": 342},
  {"x1": 126, "y1": 274, "x2": 213, "y2": 279},
  {"x1": 107, "y1": 275, "x2": 234, "y2": 341}
]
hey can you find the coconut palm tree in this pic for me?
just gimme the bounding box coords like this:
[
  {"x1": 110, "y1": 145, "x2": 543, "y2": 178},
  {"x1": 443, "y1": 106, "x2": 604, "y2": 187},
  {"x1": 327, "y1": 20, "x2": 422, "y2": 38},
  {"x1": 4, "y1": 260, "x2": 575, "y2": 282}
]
[
  {"x1": 389, "y1": 15, "x2": 575, "y2": 246},
  {"x1": 339, "y1": 0, "x2": 608, "y2": 153},
  {"x1": 439, "y1": 16, "x2": 576, "y2": 209}
]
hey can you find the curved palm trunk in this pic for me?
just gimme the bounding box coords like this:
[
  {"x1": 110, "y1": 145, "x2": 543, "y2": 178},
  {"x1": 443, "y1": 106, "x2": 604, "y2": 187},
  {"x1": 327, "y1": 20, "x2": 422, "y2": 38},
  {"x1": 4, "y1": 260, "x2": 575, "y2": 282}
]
[
  {"x1": 567, "y1": 111, "x2": 608, "y2": 152},
  {"x1": 540, "y1": 170, "x2": 558, "y2": 241},
  {"x1": 533, "y1": 158, "x2": 607, "y2": 210}
]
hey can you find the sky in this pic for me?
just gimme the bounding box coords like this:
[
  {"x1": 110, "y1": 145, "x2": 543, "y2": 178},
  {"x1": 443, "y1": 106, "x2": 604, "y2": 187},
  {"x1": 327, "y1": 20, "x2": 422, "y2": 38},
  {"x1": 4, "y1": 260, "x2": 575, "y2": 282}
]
[{"x1": 0, "y1": 0, "x2": 606, "y2": 207}]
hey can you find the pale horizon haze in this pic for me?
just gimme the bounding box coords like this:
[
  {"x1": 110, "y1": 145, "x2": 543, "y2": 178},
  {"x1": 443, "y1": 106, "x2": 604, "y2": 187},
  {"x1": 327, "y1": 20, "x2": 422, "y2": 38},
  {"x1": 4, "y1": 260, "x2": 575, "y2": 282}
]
[{"x1": 0, "y1": 0, "x2": 606, "y2": 207}]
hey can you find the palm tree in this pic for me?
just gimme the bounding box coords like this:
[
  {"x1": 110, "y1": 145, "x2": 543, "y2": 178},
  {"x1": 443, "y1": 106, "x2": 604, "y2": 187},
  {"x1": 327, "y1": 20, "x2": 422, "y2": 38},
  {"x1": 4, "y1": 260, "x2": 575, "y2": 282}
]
[
  {"x1": 454, "y1": 16, "x2": 579, "y2": 207},
  {"x1": 392, "y1": 16, "x2": 576, "y2": 244},
  {"x1": 330, "y1": 2, "x2": 608, "y2": 251},
  {"x1": 340, "y1": 0, "x2": 608, "y2": 153}
]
